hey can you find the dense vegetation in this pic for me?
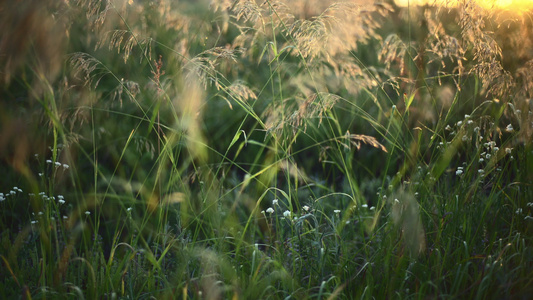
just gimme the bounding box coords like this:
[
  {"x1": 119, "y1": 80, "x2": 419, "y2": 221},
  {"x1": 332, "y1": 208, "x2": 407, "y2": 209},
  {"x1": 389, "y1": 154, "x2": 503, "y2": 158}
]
[{"x1": 1, "y1": 0, "x2": 532, "y2": 298}]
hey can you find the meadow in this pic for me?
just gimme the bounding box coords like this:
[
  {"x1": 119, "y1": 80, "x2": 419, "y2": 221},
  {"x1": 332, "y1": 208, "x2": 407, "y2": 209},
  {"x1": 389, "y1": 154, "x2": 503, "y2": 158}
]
[{"x1": 1, "y1": 0, "x2": 532, "y2": 298}]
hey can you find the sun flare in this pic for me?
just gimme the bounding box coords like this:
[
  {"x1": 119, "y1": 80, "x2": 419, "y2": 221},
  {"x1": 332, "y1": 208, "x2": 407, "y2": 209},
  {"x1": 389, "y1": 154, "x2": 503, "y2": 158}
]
[{"x1": 394, "y1": 0, "x2": 533, "y2": 10}]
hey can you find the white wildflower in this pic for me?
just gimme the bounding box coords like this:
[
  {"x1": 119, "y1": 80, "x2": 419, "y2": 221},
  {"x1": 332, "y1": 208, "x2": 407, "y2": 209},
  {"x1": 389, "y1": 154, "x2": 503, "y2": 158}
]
[
  {"x1": 266, "y1": 207, "x2": 274, "y2": 214},
  {"x1": 272, "y1": 199, "x2": 279, "y2": 206},
  {"x1": 303, "y1": 205, "x2": 310, "y2": 212},
  {"x1": 283, "y1": 210, "x2": 291, "y2": 218},
  {"x1": 505, "y1": 124, "x2": 514, "y2": 132}
]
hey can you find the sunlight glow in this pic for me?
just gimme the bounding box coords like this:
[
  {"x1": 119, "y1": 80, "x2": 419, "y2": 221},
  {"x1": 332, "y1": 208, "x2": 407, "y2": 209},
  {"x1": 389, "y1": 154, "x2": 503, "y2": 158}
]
[{"x1": 394, "y1": 0, "x2": 533, "y2": 10}]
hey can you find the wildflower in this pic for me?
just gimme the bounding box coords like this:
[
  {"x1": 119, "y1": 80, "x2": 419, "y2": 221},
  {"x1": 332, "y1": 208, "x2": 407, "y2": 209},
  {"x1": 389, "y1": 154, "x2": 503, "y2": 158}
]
[
  {"x1": 10, "y1": 190, "x2": 16, "y2": 195},
  {"x1": 505, "y1": 148, "x2": 512, "y2": 154},
  {"x1": 456, "y1": 168, "x2": 463, "y2": 176},
  {"x1": 272, "y1": 199, "x2": 279, "y2": 206},
  {"x1": 127, "y1": 207, "x2": 132, "y2": 212},
  {"x1": 505, "y1": 124, "x2": 513, "y2": 132},
  {"x1": 525, "y1": 216, "x2": 533, "y2": 221},
  {"x1": 445, "y1": 125, "x2": 452, "y2": 131},
  {"x1": 58, "y1": 199, "x2": 65, "y2": 205},
  {"x1": 467, "y1": 120, "x2": 473, "y2": 125},
  {"x1": 283, "y1": 210, "x2": 291, "y2": 218},
  {"x1": 46, "y1": 160, "x2": 52, "y2": 164},
  {"x1": 462, "y1": 135, "x2": 468, "y2": 142},
  {"x1": 85, "y1": 211, "x2": 91, "y2": 215},
  {"x1": 370, "y1": 206, "x2": 375, "y2": 210},
  {"x1": 62, "y1": 164, "x2": 69, "y2": 170},
  {"x1": 464, "y1": 114, "x2": 470, "y2": 119},
  {"x1": 31, "y1": 220, "x2": 37, "y2": 224},
  {"x1": 493, "y1": 147, "x2": 499, "y2": 152},
  {"x1": 479, "y1": 158, "x2": 484, "y2": 162},
  {"x1": 516, "y1": 208, "x2": 523, "y2": 215},
  {"x1": 303, "y1": 205, "x2": 310, "y2": 212},
  {"x1": 474, "y1": 127, "x2": 480, "y2": 132},
  {"x1": 394, "y1": 198, "x2": 400, "y2": 203},
  {"x1": 362, "y1": 204, "x2": 368, "y2": 208},
  {"x1": 38, "y1": 173, "x2": 43, "y2": 177},
  {"x1": 457, "y1": 121, "x2": 463, "y2": 126},
  {"x1": 266, "y1": 207, "x2": 274, "y2": 214},
  {"x1": 54, "y1": 162, "x2": 61, "y2": 167},
  {"x1": 486, "y1": 153, "x2": 491, "y2": 160},
  {"x1": 63, "y1": 215, "x2": 68, "y2": 219},
  {"x1": 478, "y1": 169, "x2": 484, "y2": 174},
  {"x1": 333, "y1": 209, "x2": 341, "y2": 214}
]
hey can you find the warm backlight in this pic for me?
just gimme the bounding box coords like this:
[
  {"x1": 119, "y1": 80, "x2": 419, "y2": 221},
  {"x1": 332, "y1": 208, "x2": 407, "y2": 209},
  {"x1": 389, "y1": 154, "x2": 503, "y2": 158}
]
[{"x1": 394, "y1": 0, "x2": 533, "y2": 10}]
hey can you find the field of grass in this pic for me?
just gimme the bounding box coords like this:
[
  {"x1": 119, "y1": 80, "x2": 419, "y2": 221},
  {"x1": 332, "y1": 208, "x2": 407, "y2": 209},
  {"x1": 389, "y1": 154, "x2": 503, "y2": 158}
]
[{"x1": 1, "y1": 0, "x2": 532, "y2": 299}]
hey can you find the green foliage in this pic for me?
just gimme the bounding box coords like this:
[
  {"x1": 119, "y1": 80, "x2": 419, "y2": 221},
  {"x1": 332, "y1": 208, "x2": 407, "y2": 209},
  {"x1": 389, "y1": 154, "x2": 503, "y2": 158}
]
[{"x1": 1, "y1": 0, "x2": 532, "y2": 299}]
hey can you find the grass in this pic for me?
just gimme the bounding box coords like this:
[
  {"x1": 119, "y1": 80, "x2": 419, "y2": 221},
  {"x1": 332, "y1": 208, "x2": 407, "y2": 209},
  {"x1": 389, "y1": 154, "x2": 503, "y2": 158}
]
[{"x1": 1, "y1": 0, "x2": 532, "y2": 299}]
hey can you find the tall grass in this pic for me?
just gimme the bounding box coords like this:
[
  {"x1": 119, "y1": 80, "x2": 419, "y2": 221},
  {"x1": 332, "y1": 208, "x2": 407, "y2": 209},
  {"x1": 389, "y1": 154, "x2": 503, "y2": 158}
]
[{"x1": 1, "y1": 0, "x2": 532, "y2": 298}]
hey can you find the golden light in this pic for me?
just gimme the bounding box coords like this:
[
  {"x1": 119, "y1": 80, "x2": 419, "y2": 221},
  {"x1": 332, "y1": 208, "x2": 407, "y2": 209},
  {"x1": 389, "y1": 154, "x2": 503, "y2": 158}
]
[{"x1": 394, "y1": 0, "x2": 533, "y2": 10}]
